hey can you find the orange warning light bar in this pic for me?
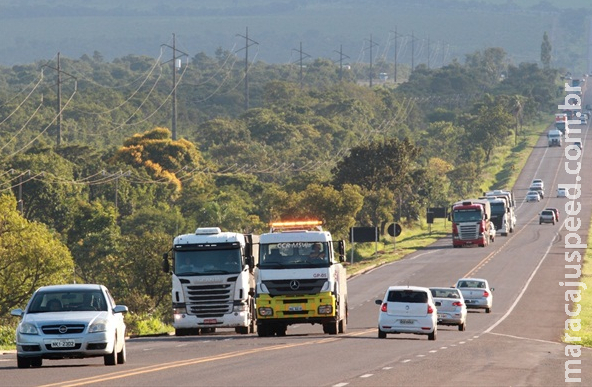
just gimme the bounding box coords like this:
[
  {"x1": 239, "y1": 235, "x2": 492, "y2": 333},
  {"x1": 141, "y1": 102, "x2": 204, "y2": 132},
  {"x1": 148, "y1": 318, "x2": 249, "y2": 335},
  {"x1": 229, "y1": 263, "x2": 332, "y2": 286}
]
[{"x1": 269, "y1": 220, "x2": 323, "y2": 231}]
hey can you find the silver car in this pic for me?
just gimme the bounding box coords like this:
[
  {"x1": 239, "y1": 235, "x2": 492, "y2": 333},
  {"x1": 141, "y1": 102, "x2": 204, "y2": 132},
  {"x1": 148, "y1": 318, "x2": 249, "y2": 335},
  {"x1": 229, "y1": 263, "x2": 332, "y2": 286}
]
[
  {"x1": 455, "y1": 278, "x2": 493, "y2": 313},
  {"x1": 11, "y1": 284, "x2": 128, "y2": 368},
  {"x1": 429, "y1": 287, "x2": 467, "y2": 331},
  {"x1": 525, "y1": 191, "x2": 540, "y2": 202}
]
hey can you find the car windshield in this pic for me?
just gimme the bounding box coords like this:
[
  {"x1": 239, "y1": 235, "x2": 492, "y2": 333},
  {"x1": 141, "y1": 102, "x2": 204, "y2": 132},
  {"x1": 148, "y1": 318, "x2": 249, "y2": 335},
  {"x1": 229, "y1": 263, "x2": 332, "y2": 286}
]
[
  {"x1": 259, "y1": 242, "x2": 329, "y2": 268},
  {"x1": 28, "y1": 290, "x2": 108, "y2": 313}
]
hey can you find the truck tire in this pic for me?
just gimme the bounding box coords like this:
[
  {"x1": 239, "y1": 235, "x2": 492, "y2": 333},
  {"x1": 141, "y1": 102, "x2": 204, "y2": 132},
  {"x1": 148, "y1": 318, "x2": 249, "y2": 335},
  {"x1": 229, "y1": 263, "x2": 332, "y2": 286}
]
[
  {"x1": 257, "y1": 324, "x2": 271, "y2": 337},
  {"x1": 324, "y1": 320, "x2": 338, "y2": 335}
]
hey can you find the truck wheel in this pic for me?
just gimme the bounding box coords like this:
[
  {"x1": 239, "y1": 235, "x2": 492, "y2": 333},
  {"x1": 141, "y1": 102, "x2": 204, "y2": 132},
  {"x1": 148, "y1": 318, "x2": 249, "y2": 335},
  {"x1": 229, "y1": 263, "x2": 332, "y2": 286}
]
[
  {"x1": 324, "y1": 321, "x2": 338, "y2": 335},
  {"x1": 274, "y1": 324, "x2": 287, "y2": 336},
  {"x1": 257, "y1": 325, "x2": 271, "y2": 337}
]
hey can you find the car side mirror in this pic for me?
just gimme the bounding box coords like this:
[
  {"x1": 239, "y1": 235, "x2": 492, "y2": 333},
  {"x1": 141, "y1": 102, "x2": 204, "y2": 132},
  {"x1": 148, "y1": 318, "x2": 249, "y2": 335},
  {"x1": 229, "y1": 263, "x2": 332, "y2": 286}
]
[
  {"x1": 375, "y1": 300, "x2": 382, "y2": 305},
  {"x1": 491, "y1": 287, "x2": 495, "y2": 291}
]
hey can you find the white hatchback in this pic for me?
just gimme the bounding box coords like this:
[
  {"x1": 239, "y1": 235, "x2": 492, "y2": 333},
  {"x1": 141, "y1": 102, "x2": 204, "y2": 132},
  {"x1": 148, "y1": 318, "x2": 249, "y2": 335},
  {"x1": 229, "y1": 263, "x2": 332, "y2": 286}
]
[{"x1": 375, "y1": 286, "x2": 437, "y2": 340}]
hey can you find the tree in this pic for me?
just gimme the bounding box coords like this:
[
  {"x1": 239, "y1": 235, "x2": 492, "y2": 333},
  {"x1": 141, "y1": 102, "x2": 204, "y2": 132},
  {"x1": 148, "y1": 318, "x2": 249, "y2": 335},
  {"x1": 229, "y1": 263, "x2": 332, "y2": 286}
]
[
  {"x1": 541, "y1": 31, "x2": 552, "y2": 69},
  {"x1": 0, "y1": 194, "x2": 74, "y2": 315},
  {"x1": 332, "y1": 138, "x2": 421, "y2": 192}
]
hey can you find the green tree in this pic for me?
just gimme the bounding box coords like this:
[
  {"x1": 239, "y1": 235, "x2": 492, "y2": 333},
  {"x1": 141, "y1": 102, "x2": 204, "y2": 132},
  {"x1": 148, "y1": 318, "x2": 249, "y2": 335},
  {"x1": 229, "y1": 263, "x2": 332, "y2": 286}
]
[
  {"x1": 541, "y1": 31, "x2": 552, "y2": 69},
  {"x1": 0, "y1": 194, "x2": 74, "y2": 315}
]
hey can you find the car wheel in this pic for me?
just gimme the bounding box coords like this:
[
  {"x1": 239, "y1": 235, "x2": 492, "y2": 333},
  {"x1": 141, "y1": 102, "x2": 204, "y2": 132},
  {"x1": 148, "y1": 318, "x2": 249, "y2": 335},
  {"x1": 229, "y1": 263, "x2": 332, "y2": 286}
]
[
  {"x1": 428, "y1": 328, "x2": 437, "y2": 341},
  {"x1": 30, "y1": 357, "x2": 42, "y2": 368},
  {"x1": 104, "y1": 336, "x2": 118, "y2": 366},
  {"x1": 458, "y1": 322, "x2": 466, "y2": 331},
  {"x1": 378, "y1": 329, "x2": 387, "y2": 339},
  {"x1": 17, "y1": 355, "x2": 31, "y2": 369},
  {"x1": 117, "y1": 339, "x2": 126, "y2": 364},
  {"x1": 486, "y1": 307, "x2": 491, "y2": 314}
]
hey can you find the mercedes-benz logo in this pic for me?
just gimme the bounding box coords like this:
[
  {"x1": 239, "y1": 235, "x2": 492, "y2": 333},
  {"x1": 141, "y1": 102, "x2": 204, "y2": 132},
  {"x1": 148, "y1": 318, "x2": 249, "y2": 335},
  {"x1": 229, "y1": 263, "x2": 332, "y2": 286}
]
[
  {"x1": 58, "y1": 325, "x2": 68, "y2": 334},
  {"x1": 289, "y1": 280, "x2": 300, "y2": 290}
]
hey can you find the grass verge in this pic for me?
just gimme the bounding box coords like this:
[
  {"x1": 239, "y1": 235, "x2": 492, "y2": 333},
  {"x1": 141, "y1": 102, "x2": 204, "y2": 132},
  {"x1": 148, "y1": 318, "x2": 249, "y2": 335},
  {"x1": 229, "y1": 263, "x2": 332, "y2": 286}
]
[{"x1": 563, "y1": 224, "x2": 592, "y2": 347}]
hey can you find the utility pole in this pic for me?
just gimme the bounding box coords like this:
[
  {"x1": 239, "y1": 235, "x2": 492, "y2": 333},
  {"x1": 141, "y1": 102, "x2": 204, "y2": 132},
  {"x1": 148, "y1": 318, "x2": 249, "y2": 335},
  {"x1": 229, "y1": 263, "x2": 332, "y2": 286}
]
[
  {"x1": 411, "y1": 31, "x2": 415, "y2": 71},
  {"x1": 162, "y1": 34, "x2": 188, "y2": 141},
  {"x1": 333, "y1": 44, "x2": 350, "y2": 81},
  {"x1": 365, "y1": 34, "x2": 379, "y2": 87},
  {"x1": 427, "y1": 36, "x2": 431, "y2": 69},
  {"x1": 292, "y1": 42, "x2": 310, "y2": 89},
  {"x1": 236, "y1": 27, "x2": 259, "y2": 111},
  {"x1": 390, "y1": 27, "x2": 404, "y2": 83},
  {"x1": 42, "y1": 52, "x2": 76, "y2": 146}
]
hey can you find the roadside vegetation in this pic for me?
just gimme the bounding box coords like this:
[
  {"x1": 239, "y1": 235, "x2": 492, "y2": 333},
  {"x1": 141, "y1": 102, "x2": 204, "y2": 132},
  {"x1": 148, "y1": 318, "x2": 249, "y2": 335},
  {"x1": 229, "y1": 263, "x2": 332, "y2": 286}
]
[
  {"x1": 563, "y1": 225, "x2": 592, "y2": 347},
  {"x1": 0, "y1": 41, "x2": 582, "y2": 350}
]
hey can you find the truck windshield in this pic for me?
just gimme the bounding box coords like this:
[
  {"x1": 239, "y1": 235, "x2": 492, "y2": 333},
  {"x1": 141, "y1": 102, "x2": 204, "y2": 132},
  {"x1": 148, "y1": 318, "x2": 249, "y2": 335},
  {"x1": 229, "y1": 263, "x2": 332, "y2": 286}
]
[
  {"x1": 174, "y1": 248, "x2": 242, "y2": 275},
  {"x1": 490, "y1": 202, "x2": 505, "y2": 215},
  {"x1": 259, "y1": 242, "x2": 329, "y2": 268},
  {"x1": 453, "y1": 209, "x2": 483, "y2": 222}
]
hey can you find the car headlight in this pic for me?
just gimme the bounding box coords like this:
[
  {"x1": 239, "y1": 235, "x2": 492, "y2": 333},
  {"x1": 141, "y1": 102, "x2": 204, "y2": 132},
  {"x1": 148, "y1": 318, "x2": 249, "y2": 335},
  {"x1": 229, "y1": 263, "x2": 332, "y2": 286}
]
[
  {"x1": 19, "y1": 323, "x2": 39, "y2": 335},
  {"x1": 88, "y1": 319, "x2": 108, "y2": 333}
]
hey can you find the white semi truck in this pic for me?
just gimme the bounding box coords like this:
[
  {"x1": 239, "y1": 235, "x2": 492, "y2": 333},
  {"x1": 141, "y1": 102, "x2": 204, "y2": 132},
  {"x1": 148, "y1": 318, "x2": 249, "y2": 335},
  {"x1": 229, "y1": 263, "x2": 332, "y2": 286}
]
[
  {"x1": 162, "y1": 227, "x2": 259, "y2": 336},
  {"x1": 255, "y1": 220, "x2": 348, "y2": 336}
]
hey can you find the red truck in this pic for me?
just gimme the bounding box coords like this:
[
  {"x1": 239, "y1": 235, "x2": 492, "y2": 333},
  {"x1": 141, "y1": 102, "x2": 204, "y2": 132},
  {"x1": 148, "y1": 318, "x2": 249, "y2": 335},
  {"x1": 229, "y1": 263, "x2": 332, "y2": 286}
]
[{"x1": 451, "y1": 199, "x2": 491, "y2": 248}]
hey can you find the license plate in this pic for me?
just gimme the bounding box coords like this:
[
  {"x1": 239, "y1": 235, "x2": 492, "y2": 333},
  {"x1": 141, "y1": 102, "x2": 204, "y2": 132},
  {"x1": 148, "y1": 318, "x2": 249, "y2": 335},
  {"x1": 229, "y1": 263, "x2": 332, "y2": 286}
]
[
  {"x1": 465, "y1": 300, "x2": 473, "y2": 304},
  {"x1": 437, "y1": 314, "x2": 446, "y2": 319},
  {"x1": 399, "y1": 319, "x2": 414, "y2": 324},
  {"x1": 204, "y1": 319, "x2": 218, "y2": 324},
  {"x1": 288, "y1": 306, "x2": 303, "y2": 312},
  {"x1": 51, "y1": 339, "x2": 75, "y2": 348}
]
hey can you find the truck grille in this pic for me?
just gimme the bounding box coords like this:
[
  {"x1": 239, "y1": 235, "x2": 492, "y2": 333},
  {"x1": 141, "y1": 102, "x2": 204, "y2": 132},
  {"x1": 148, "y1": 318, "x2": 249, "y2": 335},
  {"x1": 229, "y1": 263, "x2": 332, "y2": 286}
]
[
  {"x1": 186, "y1": 283, "x2": 234, "y2": 317},
  {"x1": 458, "y1": 223, "x2": 479, "y2": 240},
  {"x1": 262, "y1": 279, "x2": 326, "y2": 296}
]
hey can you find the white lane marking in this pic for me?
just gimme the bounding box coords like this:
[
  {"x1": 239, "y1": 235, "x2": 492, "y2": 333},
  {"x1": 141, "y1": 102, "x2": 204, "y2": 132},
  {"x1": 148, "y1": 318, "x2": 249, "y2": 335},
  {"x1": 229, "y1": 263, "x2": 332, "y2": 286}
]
[
  {"x1": 402, "y1": 359, "x2": 411, "y2": 363},
  {"x1": 484, "y1": 227, "x2": 557, "y2": 334},
  {"x1": 360, "y1": 374, "x2": 373, "y2": 378},
  {"x1": 333, "y1": 383, "x2": 349, "y2": 387},
  {"x1": 487, "y1": 332, "x2": 563, "y2": 345}
]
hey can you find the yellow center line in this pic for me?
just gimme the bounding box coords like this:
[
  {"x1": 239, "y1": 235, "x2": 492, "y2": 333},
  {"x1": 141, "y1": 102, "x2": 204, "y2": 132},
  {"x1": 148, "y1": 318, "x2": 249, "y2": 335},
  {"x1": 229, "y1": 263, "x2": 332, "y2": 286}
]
[{"x1": 39, "y1": 329, "x2": 374, "y2": 387}]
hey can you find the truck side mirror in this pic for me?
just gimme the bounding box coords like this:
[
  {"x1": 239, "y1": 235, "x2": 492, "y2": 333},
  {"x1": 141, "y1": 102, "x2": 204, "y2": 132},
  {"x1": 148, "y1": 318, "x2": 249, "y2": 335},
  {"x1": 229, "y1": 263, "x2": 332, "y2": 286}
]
[{"x1": 162, "y1": 253, "x2": 170, "y2": 273}]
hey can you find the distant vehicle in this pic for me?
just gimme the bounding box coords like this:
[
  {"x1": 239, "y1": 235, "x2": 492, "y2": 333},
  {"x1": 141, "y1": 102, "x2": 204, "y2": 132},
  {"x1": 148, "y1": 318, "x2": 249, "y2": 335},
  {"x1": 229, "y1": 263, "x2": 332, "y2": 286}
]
[
  {"x1": 526, "y1": 191, "x2": 541, "y2": 202},
  {"x1": 557, "y1": 187, "x2": 567, "y2": 198},
  {"x1": 529, "y1": 185, "x2": 545, "y2": 199},
  {"x1": 489, "y1": 222, "x2": 496, "y2": 242},
  {"x1": 531, "y1": 179, "x2": 544, "y2": 190},
  {"x1": 539, "y1": 210, "x2": 556, "y2": 225},
  {"x1": 547, "y1": 129, "x2": 562, "y2": 146},
  {"x1": 544, "y1": 207, "x2": 560, "y2": 222},
  {"x1": 375, "y1": 286, "x2": 437, "y2": 340},
  {"x1": 574, "y1": 141, "x2": 583, "y2": 149},
  {"x1": 581, "y1": 116, "x2": 587, "y2": 125},
  {"x1": 429, "y1": 287, "x2": 467, "y2": 331},
  {"x1": 10, "y1": 284, "x2": 128, "y2": 368},
  {"x1": 455, "y1": 278, "x2": 494, "y2": 313}
]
